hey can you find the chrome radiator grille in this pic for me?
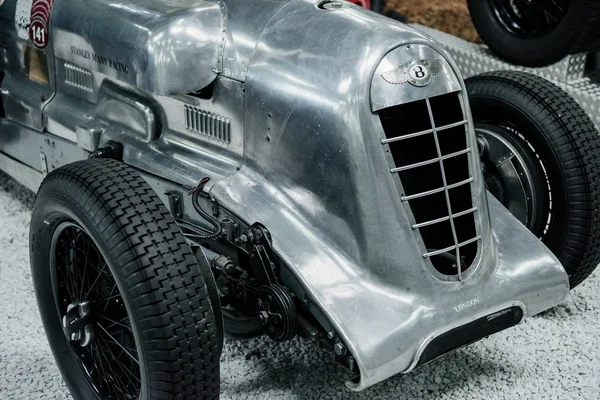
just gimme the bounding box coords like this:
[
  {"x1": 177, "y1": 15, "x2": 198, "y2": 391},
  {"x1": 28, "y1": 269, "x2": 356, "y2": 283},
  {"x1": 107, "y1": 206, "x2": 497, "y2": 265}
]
[{"x1": 379, "y1": 92, "x2": 480, "y2": 279}]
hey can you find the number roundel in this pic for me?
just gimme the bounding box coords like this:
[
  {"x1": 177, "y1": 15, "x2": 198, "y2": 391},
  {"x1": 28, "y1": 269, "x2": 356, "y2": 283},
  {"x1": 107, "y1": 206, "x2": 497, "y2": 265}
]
[{"x1": 29, "y1": 0, "x2": 55, "y2": 48}]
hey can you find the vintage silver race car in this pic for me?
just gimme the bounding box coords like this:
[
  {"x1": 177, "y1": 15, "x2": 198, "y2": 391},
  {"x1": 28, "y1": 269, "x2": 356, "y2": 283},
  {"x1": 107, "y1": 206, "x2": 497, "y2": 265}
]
[{"x1": 1, "y1": 0, "x2": 600, "y2": 399}]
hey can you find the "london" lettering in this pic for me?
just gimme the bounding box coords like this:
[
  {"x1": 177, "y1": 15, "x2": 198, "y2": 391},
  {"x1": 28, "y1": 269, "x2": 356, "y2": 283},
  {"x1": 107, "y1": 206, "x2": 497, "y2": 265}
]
[{"x1": 453, "y1": 297, "x2": 480, "y2": 312}]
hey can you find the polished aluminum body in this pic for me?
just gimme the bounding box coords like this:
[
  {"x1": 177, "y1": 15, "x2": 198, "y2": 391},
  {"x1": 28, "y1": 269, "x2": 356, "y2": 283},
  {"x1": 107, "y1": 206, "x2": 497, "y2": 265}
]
[{"x1": 0, "y1": 0, "x2": 569, "y2": 391}]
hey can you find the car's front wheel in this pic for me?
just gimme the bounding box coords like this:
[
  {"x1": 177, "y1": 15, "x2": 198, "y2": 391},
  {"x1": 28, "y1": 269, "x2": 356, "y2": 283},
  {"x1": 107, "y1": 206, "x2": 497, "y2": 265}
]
[
  {"x1": 30, "y1": 159, "x2": 221, "y2": 399},
  {"x1": 466, "y1": 71, "x2": 600, "y2": 289}
]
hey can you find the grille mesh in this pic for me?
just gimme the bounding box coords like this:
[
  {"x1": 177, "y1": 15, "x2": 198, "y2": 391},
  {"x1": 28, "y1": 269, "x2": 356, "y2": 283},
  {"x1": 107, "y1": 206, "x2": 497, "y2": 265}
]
[{"x1": 379, "y1": 93, "x2": 480, "y2": 279}]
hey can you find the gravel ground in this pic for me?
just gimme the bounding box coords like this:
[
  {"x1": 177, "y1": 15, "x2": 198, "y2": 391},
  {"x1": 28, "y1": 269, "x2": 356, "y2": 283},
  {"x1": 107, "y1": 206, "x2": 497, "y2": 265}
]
[
  {"x1": 388, "y1": 0, "x2": 481, "y2": 43},
  {"x1": 0, "y1": 171, "x2": 599, "y2": 400}
]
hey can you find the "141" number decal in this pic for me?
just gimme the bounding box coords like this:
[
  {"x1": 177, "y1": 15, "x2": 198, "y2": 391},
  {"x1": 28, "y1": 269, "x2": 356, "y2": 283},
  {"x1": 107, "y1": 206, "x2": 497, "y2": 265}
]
[{"x1": 29, "y1": 0, "x2": 55, "y2": 48}]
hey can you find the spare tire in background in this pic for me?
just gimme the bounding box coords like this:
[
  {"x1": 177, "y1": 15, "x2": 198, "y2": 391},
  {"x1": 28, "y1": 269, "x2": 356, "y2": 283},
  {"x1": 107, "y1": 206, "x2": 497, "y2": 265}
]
[
  {"x1": 467, "y1": 0, "x2": 600, "y2": 67},
  {"x1": 370, "y1": 0, "x2": 384, "y2": 13}
]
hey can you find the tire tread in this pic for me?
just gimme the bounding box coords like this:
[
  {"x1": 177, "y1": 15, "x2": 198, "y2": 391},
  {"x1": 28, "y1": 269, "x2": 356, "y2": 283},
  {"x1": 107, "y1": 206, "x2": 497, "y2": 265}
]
[
  {"x1": 467, "y1": 71, "x2": 600, "y2": 288},
  {"x1": 35, "y1": 159, "x2": 220, "y2": 399}
]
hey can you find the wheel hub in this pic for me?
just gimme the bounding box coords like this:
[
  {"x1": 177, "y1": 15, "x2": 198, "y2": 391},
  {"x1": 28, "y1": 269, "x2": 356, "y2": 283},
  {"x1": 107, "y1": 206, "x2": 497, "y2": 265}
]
[
  {"x1": 51, "y1": 223, "x2": 141, "y2": 398},
  {"x1": 491, "y1": 0, "x2": 570, "y2": 38},
  {"x1": 62, "y1": 301, "x2": 95, "y2": 347},
  {"x1": 476, "y1": 125, "x2": 539, "y2": 228}
]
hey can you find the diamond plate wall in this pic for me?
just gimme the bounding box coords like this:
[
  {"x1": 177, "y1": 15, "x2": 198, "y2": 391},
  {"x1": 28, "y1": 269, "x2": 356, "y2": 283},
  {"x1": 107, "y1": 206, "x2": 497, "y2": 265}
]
[{"x1": 412, "y1": 24, "x2": 600, "y2": 131}]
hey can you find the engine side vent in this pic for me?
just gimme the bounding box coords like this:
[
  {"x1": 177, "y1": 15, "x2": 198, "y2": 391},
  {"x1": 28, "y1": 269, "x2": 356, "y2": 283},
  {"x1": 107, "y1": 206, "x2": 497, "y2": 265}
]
[
  {"x1": 64, "y1": 63, "x2": 93, "y2": 93},
  {"x1": 184, "y1": 105, "x2": 231, "y2": 144},
  {"x1": 379, "y1": 92, "x2": 480, "y2": 279}
]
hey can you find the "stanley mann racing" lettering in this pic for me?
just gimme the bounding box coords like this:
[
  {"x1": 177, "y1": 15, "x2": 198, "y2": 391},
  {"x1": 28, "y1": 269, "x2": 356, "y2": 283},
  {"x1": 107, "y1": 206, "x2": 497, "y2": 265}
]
[{"x1": 70, "y1": 46, "x2": 130, "y2": 75}]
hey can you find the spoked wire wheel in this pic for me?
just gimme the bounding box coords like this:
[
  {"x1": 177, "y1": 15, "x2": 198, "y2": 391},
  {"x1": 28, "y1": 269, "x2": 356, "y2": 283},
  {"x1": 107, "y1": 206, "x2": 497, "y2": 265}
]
[
  {"x1": 51, "y1": 222, "x2": 141, "y2": 399},
  {"x1": 491, "y1": 0, "x2": 570, "y2": 38},
  {"x1": 31, "y1": 159, "x2": 221, "y2": 400}
]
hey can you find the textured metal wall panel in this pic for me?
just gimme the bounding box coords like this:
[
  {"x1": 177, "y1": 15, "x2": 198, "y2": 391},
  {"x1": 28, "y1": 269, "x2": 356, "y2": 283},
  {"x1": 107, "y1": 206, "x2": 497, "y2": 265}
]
[
  {"x1": 413, "y1": 25, "x2": 587, "y2": 83},
  {"x1": 412, "y1": 24, "x2": 600, "y2": 131}
]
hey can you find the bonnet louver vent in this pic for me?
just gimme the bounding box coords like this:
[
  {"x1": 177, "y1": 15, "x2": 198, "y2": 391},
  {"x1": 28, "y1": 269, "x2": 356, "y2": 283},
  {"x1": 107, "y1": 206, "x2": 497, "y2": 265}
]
[
  {"x1": 64, "y1": 63, "x2": 94, "y2": 93},
  {"x1": 184, "y1": 105, "x2": 231, "y2": 144},
  {"x1": 379, "y1": 93, "x2": 480, "y2": 279}
]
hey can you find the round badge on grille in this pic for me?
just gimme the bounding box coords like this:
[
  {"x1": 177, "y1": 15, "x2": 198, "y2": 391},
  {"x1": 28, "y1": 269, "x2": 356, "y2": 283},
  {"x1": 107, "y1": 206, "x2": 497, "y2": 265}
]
[
  {"x1": 381, "y1": 59, "x2": 443, "y2": 87},
  {"x1": 407, "y1": 63, "x2": 431, "y2": 87}
]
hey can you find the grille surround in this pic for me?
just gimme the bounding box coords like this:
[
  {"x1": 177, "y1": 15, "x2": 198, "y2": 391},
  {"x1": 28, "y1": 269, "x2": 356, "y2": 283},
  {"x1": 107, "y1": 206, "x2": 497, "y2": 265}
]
[{"x1": 379, "y1": 92, "x2": 481, "y2": 281}]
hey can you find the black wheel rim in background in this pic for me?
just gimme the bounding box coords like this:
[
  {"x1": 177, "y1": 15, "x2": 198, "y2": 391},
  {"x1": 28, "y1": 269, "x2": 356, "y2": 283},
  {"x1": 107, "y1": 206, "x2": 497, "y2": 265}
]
[
  {"x1": 50, "y1": 222, "x2": 141, "y2": 399},
  {"x1": 491, "y1": 0, "x2": 571, "y2": 38}
]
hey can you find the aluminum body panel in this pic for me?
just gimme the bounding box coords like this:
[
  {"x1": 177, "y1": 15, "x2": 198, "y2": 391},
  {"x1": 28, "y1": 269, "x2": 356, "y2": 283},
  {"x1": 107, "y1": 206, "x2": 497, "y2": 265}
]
[
  {"x1": 209, "y1": 0, "x2": 568, "y2": 390},
  {"x1": 156, "y1": 76, "x2": 246, "y2": 159},
  {"x1": 0, "y1": 1, "x2": 56, "y2": 133},
  {"x1": 0, "y1": 0, "x2": 570, "y2": 391},
  {"x1": 0, "y1": 119, "x2": 89, "y2": 175},
  {"x1": 0, "y1": 2, "x2": 27, "y2": 72},
  {"x1": 1, "y1": 72, "x2": 53, "y2": 132},
  {"x1": 218, "y1": 0, "x2": 293, "y2": 82},
  {"x1": 51, "y1": 0, "x2": 224, "y2": 95},
  {"x1": 96, "y1": 80, "x2": 159, "y2": 143},
  {"x1": 212, "y1": 176, "x2": 569, "y2": 392},
  {"x1": 0, "y1": 151, "x2": 43, "y2": 192}
]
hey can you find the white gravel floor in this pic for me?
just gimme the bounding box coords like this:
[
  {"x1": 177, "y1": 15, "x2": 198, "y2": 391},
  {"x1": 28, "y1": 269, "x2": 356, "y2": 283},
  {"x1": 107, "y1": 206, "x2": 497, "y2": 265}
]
[{"x1": 0, "y1": 171, "x2": 599, "y2": 400}]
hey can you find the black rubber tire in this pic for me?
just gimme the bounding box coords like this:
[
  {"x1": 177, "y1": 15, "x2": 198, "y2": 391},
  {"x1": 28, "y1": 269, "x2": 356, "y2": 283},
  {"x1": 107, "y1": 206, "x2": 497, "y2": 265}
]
[
  {"x1": 370, "y1": 0, "x2": 384, "y2": 14},
  {"x1": 384, "y1": 9, "x2": 407, "y2": 23},
  {"x1": 193, "y1": 247, "x2": 225, "y2": 349},
  {"x1": 30, "y1": 159, "x2": 221, "y2": 399},
  {"x1": 581, "y1": 29, "x2": 600, "y2": 53},
  {"x1": 0, "y1": 72, "x2": 4, "y2": 117},
  {"x1": 466, "y1": 71, "x2": 600, "y2": 289},
  {"x1": 467, "y1": 0, "x2": 600, "y2": 67}
]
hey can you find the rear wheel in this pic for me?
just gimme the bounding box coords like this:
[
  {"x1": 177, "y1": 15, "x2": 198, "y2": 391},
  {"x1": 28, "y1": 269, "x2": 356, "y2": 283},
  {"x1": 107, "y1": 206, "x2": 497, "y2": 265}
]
[
  {"x1": 466, "y1": 71, "x2": 600, "y2": 289},
  {"x1": 30, "y1": 159, "x2": 221, "y2": 399}
]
